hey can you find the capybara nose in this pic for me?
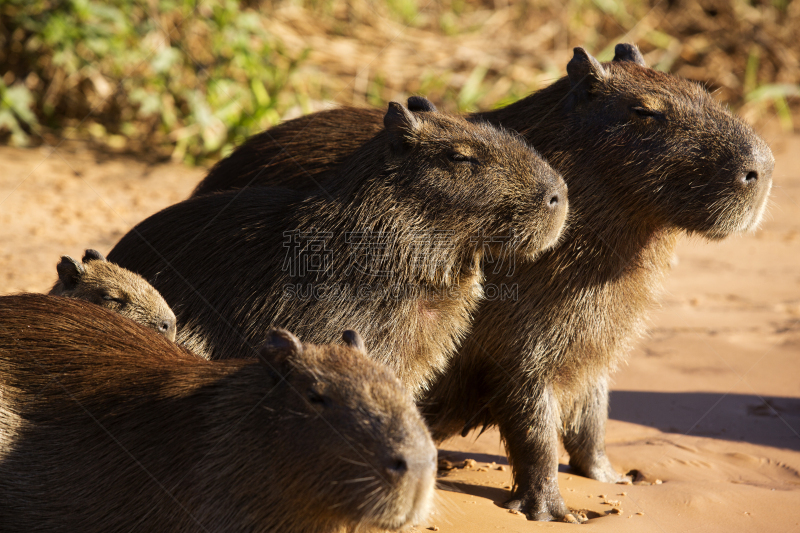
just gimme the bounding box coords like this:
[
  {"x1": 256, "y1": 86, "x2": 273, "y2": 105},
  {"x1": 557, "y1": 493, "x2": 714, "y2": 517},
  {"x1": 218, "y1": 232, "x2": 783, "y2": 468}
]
[
  {"x1": 543, "y1": 177, "x2": 568, "y2": 213},
  {"x1": 739, "y1": 170, "x2": 759, "y2": 185},
  {"x1": 385, "y1": 456, "x2": 409, "y2": 480},
  {"x1": 159, "y1": 318, "x2": 177, "y2": 341},
  {"x1": 739, "y1": 141, "x2": 775, "y2": 188}
]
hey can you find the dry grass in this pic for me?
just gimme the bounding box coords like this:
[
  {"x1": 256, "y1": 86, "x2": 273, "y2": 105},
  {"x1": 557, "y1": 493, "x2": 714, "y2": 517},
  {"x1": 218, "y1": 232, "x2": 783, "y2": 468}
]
[
  {"x1": 2, "y1": 0, "x2": 798, "y2": 161},
  {"x1": 266, "y1": 0, "x2": 800, "y2": 130}
]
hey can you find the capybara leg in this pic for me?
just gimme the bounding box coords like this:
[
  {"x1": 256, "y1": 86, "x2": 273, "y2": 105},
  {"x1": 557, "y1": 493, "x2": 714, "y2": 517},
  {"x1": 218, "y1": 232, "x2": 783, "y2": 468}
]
[
  {"x1": 561, "y1": 375, "x2": 629, "y2": 483},
  {"x1": 498, "y1": 384, "x2": 569, "y2": 521}
]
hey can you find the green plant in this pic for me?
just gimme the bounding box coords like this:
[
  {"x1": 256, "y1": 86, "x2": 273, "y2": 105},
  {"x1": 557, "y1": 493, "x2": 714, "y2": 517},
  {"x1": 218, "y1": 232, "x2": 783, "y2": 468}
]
[
  {"x1": 0, "y1": 80, "x2": 36, "y2": 146},
  {"x1": 745, "y1": 84, "x2": 799, "y2": 131},
  {"x1": 0, "y1": 0, "x2": 304, "y2": 162}
]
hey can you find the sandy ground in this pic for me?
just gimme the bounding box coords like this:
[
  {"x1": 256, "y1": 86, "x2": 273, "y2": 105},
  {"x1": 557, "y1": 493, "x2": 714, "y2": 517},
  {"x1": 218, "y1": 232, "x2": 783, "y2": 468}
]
[{"x1": 1, "y1": 130, "x2": 798, "y2": 532}]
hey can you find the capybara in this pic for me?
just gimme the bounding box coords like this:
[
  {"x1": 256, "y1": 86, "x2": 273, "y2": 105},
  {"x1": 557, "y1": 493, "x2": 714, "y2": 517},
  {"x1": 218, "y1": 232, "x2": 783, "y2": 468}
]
[
  {"x1": 184, "y1": 44, "x2": 774, "y2": 521},
  {"x1": 107, "y1": 100, "x2": 568, "y2": 398},
  {"x1": 0, "y1": 293, "x2": 436, "y2": 533},
  {"x1": 49, "y1": 249, "x2": 177, "y2": 341}
]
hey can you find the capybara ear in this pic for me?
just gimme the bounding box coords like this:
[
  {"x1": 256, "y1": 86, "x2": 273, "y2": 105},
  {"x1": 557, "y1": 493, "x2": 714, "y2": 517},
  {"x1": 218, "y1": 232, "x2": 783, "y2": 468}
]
[
  {"x1": 566, "y1": 47, "x2": 607, "y2": 102},
  {"x1": 612, "y1": 43, "x2": 647, "y2": 67},
  {"x1": 342, "y1": 329, "x2": 366, "y2": 352},
  {"x1": 384, "y1": 101, "x2": 420, "y2": 140},
  {"x1": 407, "y1": 96, "x2": 437, "y2": 113},
  {"x1": 260, "y1": 328, "x2": 303, "y2": 369},
  {"x1": 82, "y1": 249, "x2": 107, "y2": 263},
  {"x1": 56, "y1": 256, "x2": 85, "y2": 290}
]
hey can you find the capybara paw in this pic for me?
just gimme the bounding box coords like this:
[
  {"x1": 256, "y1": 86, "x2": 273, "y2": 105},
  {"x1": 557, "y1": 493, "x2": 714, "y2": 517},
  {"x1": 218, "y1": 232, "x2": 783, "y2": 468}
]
[
  {"x1": 586, "y1": 464, "x2": 630, "y2": 484},
  {"x1": 504, "y1": 492, "x2": 569, "y2": 521},
  {"x1": 569, "y1": 456, "x2": 628, "y2": 484}
]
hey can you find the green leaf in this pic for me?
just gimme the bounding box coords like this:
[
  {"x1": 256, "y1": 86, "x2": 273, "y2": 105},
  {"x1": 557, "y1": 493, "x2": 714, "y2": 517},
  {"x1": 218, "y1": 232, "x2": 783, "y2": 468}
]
[
  {"x1": 746, "y1": 84, "x2": 800, "y2": 103},
  {"x1": 1, "y1": 85, "x2": 37, "y2": 125},
  {"x1": 151, "y1": 47, "x2": 181, "y2": 74}
]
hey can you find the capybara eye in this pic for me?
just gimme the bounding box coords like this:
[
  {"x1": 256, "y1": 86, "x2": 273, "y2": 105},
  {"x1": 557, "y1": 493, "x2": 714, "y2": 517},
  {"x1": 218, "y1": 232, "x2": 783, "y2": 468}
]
[
  {"x1": 448, "y1": 152, "x2": 476, "y2": 164},
  {"x1": 631, "y1": 106, "x2": 664, "y2": 120},
  {"x1": 102, "y1": 294, "x2": 126, "y2": 306},
  {"x1": 307, "y1": 388, "x2": 328, "y2": 405}
]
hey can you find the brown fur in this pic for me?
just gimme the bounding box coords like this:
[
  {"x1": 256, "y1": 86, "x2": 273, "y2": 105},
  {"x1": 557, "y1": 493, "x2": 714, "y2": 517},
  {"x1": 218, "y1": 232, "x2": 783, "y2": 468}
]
[
  {"x1": 193, "y1": 107, "x2": 384, "y2": 197},
  {"x1": 182, "y1": 44, "x2": 774, "y2": 521},
  {"x1": 49, "y1": 249, "x2": 177, "y2": 341},
  {"x1": 107, "y1": 101, "x2": 568, "y2": 398},
  {"x1": 0, "y1": 293, "x2": 436, "y2": 533}
]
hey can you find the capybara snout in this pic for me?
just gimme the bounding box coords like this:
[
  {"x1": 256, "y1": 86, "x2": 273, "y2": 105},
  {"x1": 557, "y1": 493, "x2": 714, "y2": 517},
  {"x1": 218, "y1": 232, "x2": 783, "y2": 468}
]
[
  {"x1": 526, "y1": 157, "x2": 568, "y2": 253},
  {"x1": 660, "y1": 108, "x2": 775, "y2": 238},
  {"x1": 373, "y1": 422, "x2": 438, "y2": 529},
  {"x1": 738, "y1": 135, "x2": 775, "y2": 186},
  {"x1": 374, "y1": 397, "x2": 438, "y2": 529},
  {"x1": 493, "y1": 152, "x2": 568, "y2": 259},
  {"x1": 681, "y1": 101, "x2": 774, "y2": 235},
  {"x1": 268, "y1": 328, "x2": 437, "y2": 530},
  {"x1": 157, "y1": 317, "x2": 177, "y2": 338},
  {"x1": 729, "y1": 133, "x2": 774, "y2": 232}
]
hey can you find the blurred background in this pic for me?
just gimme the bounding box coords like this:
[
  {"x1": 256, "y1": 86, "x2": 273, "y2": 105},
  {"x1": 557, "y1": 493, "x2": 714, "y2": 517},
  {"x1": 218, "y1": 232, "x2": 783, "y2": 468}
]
[
  {"x1": 1, "y1": 0, "x2": 799, "y2": 165},
  {"x1": 1, "y1": 5, "x2": 799, "y2": 529}
]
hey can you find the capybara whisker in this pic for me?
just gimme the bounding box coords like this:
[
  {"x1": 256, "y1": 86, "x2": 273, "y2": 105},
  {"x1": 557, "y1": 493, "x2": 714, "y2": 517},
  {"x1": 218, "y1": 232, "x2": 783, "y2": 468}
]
[
  {"x1": 339, "y1": 477, "x2": 377, "y2": 484},
  {"x1": 338, "y1": 456, "x2": 371, "y2": 467}
]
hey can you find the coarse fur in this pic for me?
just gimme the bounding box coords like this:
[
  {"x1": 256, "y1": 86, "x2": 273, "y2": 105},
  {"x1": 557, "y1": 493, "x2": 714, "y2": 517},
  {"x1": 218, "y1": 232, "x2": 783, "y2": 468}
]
[
  {"x1": 0, "y1": 294, "x2": 436, "y2": 533},
  {"x1": 108, "y1": 101, "x2": 568, "y2": 398},
  {"x1": 49, "y1": 249, "x2": 177, "y2": 341},
  {"x1": 191, "y1": 100, "x2": 434, "y2": 198},
  {"x1": 183, "y1": 44, "x2": 774, "y2": 521},
  {"x1": 193, "y1": 107, "x2": 385, "y2": 197}
]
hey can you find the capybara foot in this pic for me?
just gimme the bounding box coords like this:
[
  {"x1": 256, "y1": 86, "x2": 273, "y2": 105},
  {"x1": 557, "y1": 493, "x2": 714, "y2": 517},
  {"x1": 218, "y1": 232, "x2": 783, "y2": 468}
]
[
  {"x1": 504, "y1": 490, "x2": 569, "y2": 521},
  {"x1": 569, "y1": 454, "x2": 629, "y2": 484}
]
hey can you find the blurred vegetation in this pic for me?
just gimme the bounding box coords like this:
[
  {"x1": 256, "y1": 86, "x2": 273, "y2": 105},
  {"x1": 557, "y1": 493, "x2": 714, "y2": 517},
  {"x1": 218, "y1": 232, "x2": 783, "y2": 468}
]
[
  {"x1": 0, "y1": 0, "x2": 303, "y2": 163},
  {"x1": 1, "y1": 0, "x2": 799, "y2": 164}
]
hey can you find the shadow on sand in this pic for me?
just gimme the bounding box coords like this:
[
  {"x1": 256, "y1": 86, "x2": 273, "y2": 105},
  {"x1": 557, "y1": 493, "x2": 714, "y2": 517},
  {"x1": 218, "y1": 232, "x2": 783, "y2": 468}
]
[{"x1": 609, "y1": 390, "x2": 800, "y2": 450}]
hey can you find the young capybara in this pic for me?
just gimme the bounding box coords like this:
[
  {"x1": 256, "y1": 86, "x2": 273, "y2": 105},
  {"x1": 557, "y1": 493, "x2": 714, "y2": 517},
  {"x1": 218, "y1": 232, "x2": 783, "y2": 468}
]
[
  {"x1": 107, "y1": 100, "x2": 568, "y2": 398},
  {"x1": 184, "y1": 44, "x2": 774, "y2": 521},
  {"x1": 0, "y1": 293, "x2": 436, "y2": 533},
  {"x1": 49, "y1": 249, "x2": 177, "y2": 341}
]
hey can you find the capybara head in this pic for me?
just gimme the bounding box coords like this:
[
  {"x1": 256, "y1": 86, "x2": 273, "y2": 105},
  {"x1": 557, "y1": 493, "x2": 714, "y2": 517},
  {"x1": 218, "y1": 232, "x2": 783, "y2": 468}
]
[
  {"x1": 557, "y1": 44, "x2": 773, "y2": 239},
  {"x1": 49, "y1": 249, "x2": 176, "y2": 341},
  {"x1": 0, "y1": 295, "x2": 436, "y2": 532},
  {"x1": 257, "y1": 328, "x2": 437, "y2": 530},
  {"x1": 374, "y1": 100, "x2": 568, "y2": 259}
]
